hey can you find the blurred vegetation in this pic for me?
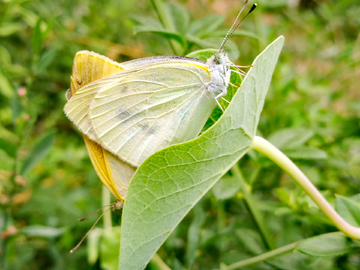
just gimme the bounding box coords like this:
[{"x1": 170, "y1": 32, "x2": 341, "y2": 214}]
[{"x1": 0, "y1": 0, "x2": 359, "y2": 269}]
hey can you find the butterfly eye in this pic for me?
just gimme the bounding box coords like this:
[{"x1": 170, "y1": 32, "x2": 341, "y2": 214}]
[
  {"x1": 214, "y1": 53, "x2": 222, "y2": 64},
  {"x1": 214, "y1": 52, "x2": 227, "y2": 65}
]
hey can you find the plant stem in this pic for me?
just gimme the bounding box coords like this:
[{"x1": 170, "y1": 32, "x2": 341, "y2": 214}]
[
  {"x1": 150, "y1": 253, "x2": 171, "y2": 270},
  {"x1": 102, "y1": 186, "x2": 112, "y2": 229},
  {"x1": 230, "y1": 165, "x2": 277, "y2": 250},
  {"x1": 223, "y1": 241, "x2": 297, "y2": 270},
  {"x1": 150, "y1": 0, "x2": 183, "y2": 55},
  {"x1": 250, "y1": 136, "x2": 360, "y2": 240}
]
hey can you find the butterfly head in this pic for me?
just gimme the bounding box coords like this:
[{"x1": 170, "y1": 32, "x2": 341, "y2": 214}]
[
  {"x1": 205, "y1": 51, "x2": 232, "y2": 106},
  {"x1": 206, "y1": 1, "x2": 257, "y2": 111}
]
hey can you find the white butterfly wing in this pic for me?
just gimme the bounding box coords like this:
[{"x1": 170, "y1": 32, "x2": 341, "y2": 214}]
[
  {"x1": 64, "y1": 68, "x2": 142, "y2": 141},
  {"x1": 90, "y1": 62, "x2": 216, "y2": 166}
]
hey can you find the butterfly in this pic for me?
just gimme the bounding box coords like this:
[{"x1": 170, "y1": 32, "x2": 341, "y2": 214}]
[{"x1": 64, "y1": 1, "x2": 256, "y2": 202}]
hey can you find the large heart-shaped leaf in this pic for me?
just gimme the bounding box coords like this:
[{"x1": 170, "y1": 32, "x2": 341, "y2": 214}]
[{"x1": 119, "y1": 36, "x2": 284, "y2": 270}]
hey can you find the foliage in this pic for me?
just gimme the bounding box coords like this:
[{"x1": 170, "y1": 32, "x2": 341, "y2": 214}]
[{"x1": 0, "y1": 0, "x2": 359, "y2": 269}]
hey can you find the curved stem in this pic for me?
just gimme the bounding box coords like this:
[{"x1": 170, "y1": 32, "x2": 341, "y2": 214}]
[
  {"x1": 250, "y1": 136, "x2": 360, "y2": 240},
  {"x1": 223, "y1": 241, "x2": 297, "y2": 270}
]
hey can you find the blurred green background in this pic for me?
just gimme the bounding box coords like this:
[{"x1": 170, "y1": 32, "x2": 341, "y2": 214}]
[{"x1": 0, "y1": 0, "x2": 359, "y2": 269}]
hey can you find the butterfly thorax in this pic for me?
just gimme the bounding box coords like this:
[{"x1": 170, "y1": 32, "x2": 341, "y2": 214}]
[{"x1": 205, "y1": 51, "x2": 231, "y2": 99}]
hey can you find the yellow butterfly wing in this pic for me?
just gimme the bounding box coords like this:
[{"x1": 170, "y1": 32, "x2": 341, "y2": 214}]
[{"x1": 68, "y1": 50, "x2": 136, "y2": 200}]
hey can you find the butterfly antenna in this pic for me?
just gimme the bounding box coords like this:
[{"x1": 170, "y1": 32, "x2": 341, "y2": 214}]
[
  {"x1": 70, "y1": 208, "x2": 111, "y2": 253},
  {"x1": 78, "y1": 204, "x2": 112, "y2": 221},
  {"x1": 218, "y1": 1, "x2": 257, "y2": 52}
]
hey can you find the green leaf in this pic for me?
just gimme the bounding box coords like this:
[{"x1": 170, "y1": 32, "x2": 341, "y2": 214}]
[
  {"x1": 0, "y1": 138, "x2": 17, "y2": 158},
  {"x1": 185, "y1": 204, "x2": 206, "y2": 267},
  {"x1": 21, "y1": 225, "x2": 65, "y2": 238},
  {"x1": 295, "y1": 232, "x2": 360, "y2": 257},
  {"x1": 335, "y1": 195, "x2": 360, "y2": 227},
  {"x1": 268, "y1": 127, "x2": 315, "y2": 149},
  {"x1": 256, "y1": 0, "x2": 288, "y2": 8},
  {"x1": 229, "y1": 29, "x2": 260, "y2": 40},
  {"x1": 187, "y1": 14, "x2": 225, "y2": 36},
  {"x1": 207, "y1": 29, "x2": 260, "y2": 41},
  {"x1": 186, "y1": 49, "x2": 217, "y2": 61},
  {"x1": 130, "y1": 15, "x2": 163, "y2": 30},
  {"x1": 20, "y1": 130, "x2": 56, "y2": 175},
  {"x1": 0, "y1": 46, "x2": 11, "y2": 65},
  {"x1": 186, "y1": 36, "x2": 239, "y2": 60},
  {"x1": 133, "y1": 26, "x2": 186, "y2": 47},
  {"x1": 119, "y1": 36, "x2": 284, "y2": 270},
  {"x1": 0, "y1": 22, "x2": 23, "y2": 36},
  {"x1": 236, "y1": 229, "x2": 265, "y2": 255},
  {"x1": 275, "y1": 188, "x2": 291, "y2": 205},
  {"x1": 282, "y1": 146, "x2": 327, "y2": 160},
  {"x1": 167, "y1": 3, "x2": 190, "y2": 34},
  {"x1": 100, "y1": 227, "x2": 122, "y2": 270},
  {"x1": 87, "y1": 228, "x2": 102, "y2": 265},
  {"x1": 31, "y1": 18, "x2": 43, "y2": 56},
  {"x1": 36, "y1": 48, "x2": 57, "y2": 74},
  {"x1": 11, "y1": 92, "x2": 22, "y2": 122},
  {"x1": 0, "y1": 67, "x2": 15, "y2": 98},
  {"x1": 212, "y1": 176, "x2": 241, "y2": 200}
]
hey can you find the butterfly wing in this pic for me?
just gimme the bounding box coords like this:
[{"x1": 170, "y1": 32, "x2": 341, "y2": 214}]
[
  {"x1": 67, "y1": 50, "x2": 136, "y2": 200},
  {"x1": 89, "y1": 61, "x2": 217, "y2": 166}
]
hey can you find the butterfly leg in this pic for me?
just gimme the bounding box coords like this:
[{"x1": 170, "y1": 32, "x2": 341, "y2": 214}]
[
  {"x1": 215, "y1": 98, "x2": 225, "y2": 112},
  {"x1": 221, "y1": 97, "x2": 230, "y2": 103},
  {"x1": 229, "y1": 81, "x2": 240, "y2": 88}
]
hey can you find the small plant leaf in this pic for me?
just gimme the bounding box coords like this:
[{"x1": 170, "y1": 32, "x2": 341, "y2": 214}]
[
  {"x1": 130, "y1": 16, "x2": 163, "y2": 30},
  {"x1": 31, "y1": 18, "x2": 43, "y2": 56},
  {"x1": 186, "y1": 49, "x2": 217, "y2": 61},
  {"x1": 118, "y1": 36, "x2": 284, "y2": 270},
  {"x1": 100, "y1": 227, "x2": 122, "y2": 270},
  {"x1": 268, "y1": 127, "x2": 314, "y2": 149},
  {"x1": 0, "y1": 67, "x2": 15, "y2": 98},
  {"x1": 87, "y1": 228, "x2": 102, "y2": 264},
  {"x1": 36, "y1": 48, "x2": 57, "y2": 74},
  {"x1": 21, "y1": 225, "x2": 65, "y2": 238},
  {"x1": 185, "y1": 204, "x2": 206, "y2": 267},
  {"x1": 282, "y1": 146, "x2": 327, "y2": 160},
  {"x1": 0, "y1": 22, "x2": 23, "y2": 36},
  {"x1": 20, "y1": 130, "x2": 56, "y2": 175},
  {"x1": 295, "y1": 232, "x2": 360, "y2": 257},
  {"x1": 186, "y1": 36, "x2": 239, "y2": 60},
  {"x1": 275, "y1": 188, "x2": 291, "y2": 205},
  {"x1": 212, "y1": 177, "x2": 241, "y2": 200},
  {"x1": 187, "y1": 14, "x2": 225, "y2": 36},
  {"x1": 133, "y1": 27, "x2": 186, "y2": 47},
  {"x1": 167, "y1": 3, "x2": 190, "y2": 34},
  {"x1": 0, "y1": 138, "x2": 17, "y2": 158},
  {"x1": 236, "y1": 228, "x2": 265, "y2": 255},
  {"x1": 335, "y1": 195, "x2": 360, "y2": 227}
]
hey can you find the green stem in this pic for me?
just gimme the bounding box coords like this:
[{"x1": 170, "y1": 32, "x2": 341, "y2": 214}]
[
  {"x1": 150, "y1": 253, "x2": 171, "y2": 270},
  {"x1": 102, "y1": 186, "x2": 112, "y2": 229},
  {"x1": 150, "y1": 0, "x2": 183, "y2": 55},
  {"x1": 230, "y1": 165, "x2": 277, "y2": 250},
  {"x1": 223, "y1": 241, "x2": 297, "y2": 270},
  {"x1": 250, "y1": 136, "x2": 360, "y2": 240}
]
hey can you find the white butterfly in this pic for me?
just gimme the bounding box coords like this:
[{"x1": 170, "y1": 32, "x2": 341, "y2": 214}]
[
  {"x1": 64, "y1": 51, "x2": 232, "y2": 167},
  {"x1": 64, "y1": 1, "x2": 256, "y2": 201}
]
